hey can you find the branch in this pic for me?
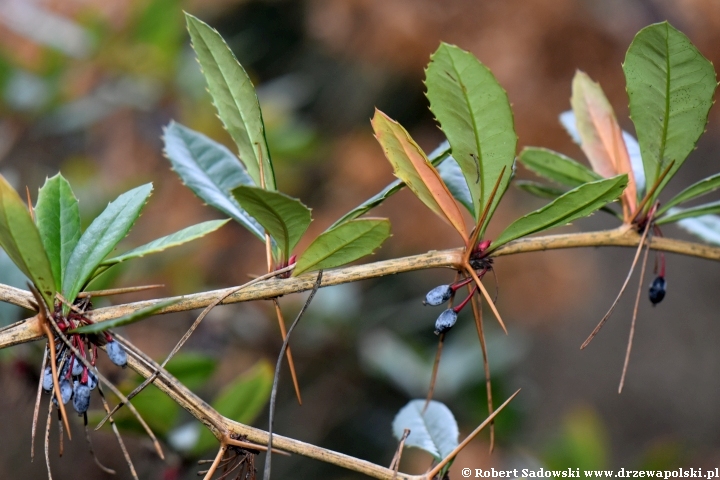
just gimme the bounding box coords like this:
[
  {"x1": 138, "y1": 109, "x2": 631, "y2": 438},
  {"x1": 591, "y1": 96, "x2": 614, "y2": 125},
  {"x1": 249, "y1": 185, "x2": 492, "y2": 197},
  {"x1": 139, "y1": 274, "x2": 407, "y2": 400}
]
[{"x1": 2, "y1": 226, "x2": 720, "y2": 348}]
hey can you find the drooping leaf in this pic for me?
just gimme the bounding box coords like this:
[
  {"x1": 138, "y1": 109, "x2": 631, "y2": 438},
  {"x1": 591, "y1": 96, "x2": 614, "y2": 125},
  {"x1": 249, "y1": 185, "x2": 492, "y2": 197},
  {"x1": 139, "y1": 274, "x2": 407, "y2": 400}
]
[
  {"x1": 491, "y1": 175, "x2": 628, "y2": 250},
  {"x1": 674, "y1": 213, "x2": 720, "y2": 245},
  {"x1": 392, "y1": 399, "x2": 459, "y2": 460},
  {"x1": 163, "y1": 121, "x2": 266, "y2": 242},
  {"x1": 571, "y1": 71, "x2": 637, "y2": 214},
  {"x1": 329, "y1": 142, "x2": 450, "y2": 229},
  {"x1": 185, "y1": 13, "x2": 275, "y2": 190},
  {"x1": 515, "y1": 180, "x2": 623, "y2": 220},
  {"x1": 623, "y1": 21, "x2": 717, "y2": 204},
  {"x1": 519, "y1": 147, "x2": 601, "y2": 187},
  {"x1": 231, "y1": 186, "x2": 311, "y2": 257},
  {"x1": 0, "y1": 175, "x2": 56, "y2": 306},
  {"x1": 560, "y1": 110, "x2": 646, "y2": 194},
  {"x1": 71, "y1": 299, "x2": 179, "y2": 334},
  {"x1": 34, "y1": 174, "x2": 80, "y2": 294},
  {"x1": 371, "y1": 109, "x2": 468, "y2": 240},
  {"x1": 656, "y1": 201, "x2": 720, "y2": 225},
  {"x1": 194, "y1": 361, "x2": 273, "y2": 454},
  {"x1": 657, "y1": 173, "x2": 720, "y2": 216},
  {"x1": 437, "y1": 154, "x2": 474, "y2": 215},
  {"x1": 293, "y1": 218, "x2": 390, "y2": 276},
  {"x1": 100, "y1": 219, "x2": 229, "y2": 267},
  {"x1": 63, "y1": 184, "x2": 153, "y2": 305},
  {"x1": 426, "y1": 42, "x2": 517, "y2": 225}
]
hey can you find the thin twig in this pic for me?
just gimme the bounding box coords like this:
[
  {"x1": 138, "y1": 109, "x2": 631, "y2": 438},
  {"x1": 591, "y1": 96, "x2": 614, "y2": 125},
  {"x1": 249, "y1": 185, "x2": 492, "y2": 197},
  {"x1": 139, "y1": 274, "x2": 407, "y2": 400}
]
[
  {"x1": 470, "y1": 292, "x2": 494, "y2": 452},
  {"x1": 389, "y1": 428, "x2": 410, "y2": 476},
  {"x1": 31, "y1": 345, "x2": 48, "y2": 460},
  {"x1": 264, "y1": 271, "x2": 323, "y2": 480},
  {"x1": 44, "y1": 395, "x2": 53, "y2": 480},
  {"x1": 77, "y1": 284, "x2": 164, "y2": 298},
  {"x1": 423, "y1": 334, "x2": 444, "y2": 413},
  {"x1": 203, "y1": 444, "x2": 228, "y2": 480},
  {"x1": 465, "y1": 266, "x2": 507, "y2": 334},
  {"x1": 97, "y1": 385, "x2": 138, "y2": 480},
  {"x1": 426, "y1": 389, "x2": 520, "y2": 479},
  {"x1": 273, "y1": 299, "x2": 302, "y2": 405},
  {"x1": 619, "y1": 234, "x2": 652, "y2": 393},
  {"x1": 83, "y1": 417, "x2": 116, "y2": 475}
]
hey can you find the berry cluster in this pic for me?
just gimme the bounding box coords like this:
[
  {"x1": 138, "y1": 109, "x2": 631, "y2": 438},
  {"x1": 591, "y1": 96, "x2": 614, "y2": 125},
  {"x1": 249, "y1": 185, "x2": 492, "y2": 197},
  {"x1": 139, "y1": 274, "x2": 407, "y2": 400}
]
[{"x1": 43, "y1": 300, "x2": 127, "y2": 415}]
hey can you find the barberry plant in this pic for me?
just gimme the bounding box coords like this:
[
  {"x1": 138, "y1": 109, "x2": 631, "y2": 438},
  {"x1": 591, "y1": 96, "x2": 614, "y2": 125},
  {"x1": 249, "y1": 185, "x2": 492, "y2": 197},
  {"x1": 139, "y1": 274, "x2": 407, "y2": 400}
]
[{"x1": 0, "y1": 12, "x2": 718, "y2": 480}]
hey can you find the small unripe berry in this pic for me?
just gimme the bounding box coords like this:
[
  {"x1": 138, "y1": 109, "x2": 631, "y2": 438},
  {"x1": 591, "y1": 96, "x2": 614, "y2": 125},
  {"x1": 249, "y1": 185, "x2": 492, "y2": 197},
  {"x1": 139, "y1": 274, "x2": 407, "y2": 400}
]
[
  {"x1": 424, "y1": 285, "x2": 453, "y2": 306},
  {"x1": 106, "y1": 341, "x2": 127, "y2": 368},
  {"x1": 434, "y1": 309, "x2": 458, "y2": 335},
  {"x1": 72, "y1": 381, "x2": 91, "y2": 414},
  {"x1": 648, "y1": 276, "x2": 666, "y2": 305}
]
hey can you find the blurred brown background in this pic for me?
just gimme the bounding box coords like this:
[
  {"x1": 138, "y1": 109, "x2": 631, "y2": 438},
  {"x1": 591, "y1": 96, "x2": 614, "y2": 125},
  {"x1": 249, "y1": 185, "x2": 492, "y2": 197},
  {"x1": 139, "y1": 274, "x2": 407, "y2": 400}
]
[{"x1": 1, "y1": 0, "x2": 720, "y2": 478}]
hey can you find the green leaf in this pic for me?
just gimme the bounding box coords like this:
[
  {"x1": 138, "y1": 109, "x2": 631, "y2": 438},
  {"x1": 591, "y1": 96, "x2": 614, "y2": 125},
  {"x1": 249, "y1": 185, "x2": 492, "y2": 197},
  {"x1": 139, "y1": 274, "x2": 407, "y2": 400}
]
[
  {"x1": 623, "y1": 21, "x2": 717, "y2": 204},
  {"x1": 185, "y1": 13, "x2": 275, "y2": 190},
  {"x1": 656, "y1": 201, "x2": 720, "y2": 225},
  {"x1": 515, "y1": 180, "x2": 623, "y2": 220},
  {"x1": 194, "y1": 361, "x2": 273, "y2": 454},
  {"x1": 437, "y1": 154, "x2": 474, "y2": 215},
  {"x1": 163, "y1": 121, "x2": 267, "y2": 242},
  {"x1": 519, "y1": 147, "x2": 601, "y2": 188},
  {"x1": 392, "y1": 399, "x2": 459, "y2": 460},
  {"x1": 329, "y1": 143, "x2": 450, "y2": 229},
  {"x1": 657, "y1": 173, "x2": 720, "y2": 216},
  {"x1": 0, "y1": 175, "x2": 56, "y2": 307},
  {"x1": 231, "y1": 185, "x2": 311, "y2": 257},
  {"x1": 426, "y1": 42, "x2": 517, "y2": 226},
  {"x1": 293, "y1": 218, "x2": 390, "y2": 276},
  {"x1": 372, "y1": 109, "x2": 468, "y2": 240},
  {"x1": 492, "y1": 175, "x2": 628, "y2": 250},
  {"x1": 165, "y1": 353, "x2": 217, "y2": 391},
  {"x1": 63, "y1": 184, "x2": 153, "y2": 305},
  {"x1": 70, "y1": 298, "x2": 179, "y2": 334},
  {"x1": 35, "y1": 174, "x2": 81, "y2": 294},
  {"x1": 100, "y1": 219, "x2": 229, "y2": 267}
]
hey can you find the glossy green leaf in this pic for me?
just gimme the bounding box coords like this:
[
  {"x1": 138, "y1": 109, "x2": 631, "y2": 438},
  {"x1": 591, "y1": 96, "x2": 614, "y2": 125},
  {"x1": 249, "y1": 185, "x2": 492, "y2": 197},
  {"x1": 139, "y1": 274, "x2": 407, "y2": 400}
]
[
  {"x1": 515, "y1": 180, "x2": 623, "y2": 220},
  {"x1": 293, "y1": 218, "x2": 390, "y2": 276},
  {"x1": 0, "y1": 175, "x2": 56, "y2": 306},
  {"x1": 426, "y1": 42, "x2": 517, "y2": 225},
  {"x1": 63, "y1": 184, "x2": 153, "y2": 305},
  {"x1": 194, "y1": 360, "x2": 273, "y2": 454},
  {"x1": 70, "y1": 299, "x2": 179, "y2": 334},
  {"x1": 392, "y1": 399, "x2": 459, "y2": 460},
  {"x1": 35, "y1": 174, "x2": 81, "y2": 293},
  {"x1": 657, "y1": 173, "x2": 720, "y2": 216},
  {"x1": 232, "y1": 185, "x2": 311, "y2": 257},
  {"x1": 492, "y1": 175, "x2": 628, "y2": 250},
  {"x1": 163, "y1": 121, "x2": 267, "y2": 242},
  {"x1": 623, "y1": 21, "x2": 717, "y2": 203},
  {"x1": 185, "y1": 13, "x2": 275, "y2": 190},
  {"x1": 372, "y1": 109, "x2": 468, "y2": 240},
  {"x1": 656, "y1": 201, "x2": 720, "y2": 225},
  {"x1": 329, "y1": 143, "x2": 450, "y2": 229},
  {"x1": 101, "y1": 219, "x2": 229, "y2": 267},
  {"x1": 519, "y1": 147, "x2": 601, "y2": 188}
]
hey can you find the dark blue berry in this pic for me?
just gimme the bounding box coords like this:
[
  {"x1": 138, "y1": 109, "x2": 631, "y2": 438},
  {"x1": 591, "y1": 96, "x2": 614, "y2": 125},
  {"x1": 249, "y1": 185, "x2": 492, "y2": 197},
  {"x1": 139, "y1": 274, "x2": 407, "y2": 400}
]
[
  {"x1": 425, "y1": 285, "x2": 453, "y2": 306},
  {"x1": 42, "y1": 366, "x2": 54, "y2": 393},
  {"x1": 648, "y1": 276, "x2": 666, "y2": 305},
  {"x1": 71, "y1": 357, "x2": 84, "y2": 376},
  {"x1": 72, "y1": 381, "x2": 91, "y2": 414},
  {"x1": 87, "y1": 371, "x2": 98, "y2": 390},
  {"x1": 106, "y1": 341, "x2": 127, "y2": 368},
  {"x1": 53, "y1": 378, "x2": 73, "y2": 406},
  {"x1": 434, "y1": 309, "x2": 458, "y2": 335}
]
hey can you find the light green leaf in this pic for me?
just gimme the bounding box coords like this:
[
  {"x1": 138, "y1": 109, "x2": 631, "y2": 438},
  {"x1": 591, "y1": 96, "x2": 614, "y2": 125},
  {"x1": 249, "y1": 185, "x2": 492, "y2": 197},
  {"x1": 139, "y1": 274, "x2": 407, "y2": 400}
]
[
  {"x1": 185, "y1": 13, "x2": 275, "y2": 190},
  {"x1": 165, "y1": 353, "x2": 217, "y2": 391},
  {"x1": 194, "y1": 360, "x2": 273, "y2": 454},
  {"x1": 392, "y1": 399, "x2": 459, "y2": 460},
  {"x1": 329, "y1": 143, "x2": 450, "y2": 229},
  {"x1": 426, "y1": 43, "x2": 517, "y2": 226},
  {"x1": 492, "y1": 175, "x2": 628, "y2": 250},
  {"x1": 100, "y1": 219, "x2": 229, "y2": 267},
  {"x1": 293, "y1": 218, "x2": 390, "y2": 276},
  {"x1": 63, "y1": 184, "x2": 153, "y2": 305},
  {"x1": 515, "y1": 180, "x2": 622, "y2": 220},
  {"x1": 35, "y1": 174, "x2": 80, "y2": 293},
  {"x1": 0, "y1": 175, "x2": 56, "y2": 307},
  {"x1": 232, "y1": 186, "x2": 311, "y2": 257},
  {"x1": 519, "y1": 147, "x2": 601, "y2": 188},
  {"x1": 656, "y1": 201, "x2": 720, "y2": 225},
  {"x1": 70, "y1": 299, "x2": 179, "y2": 334},
  {"x1": 657, "y1": 173, "x2": 720, "y2": 216},
  {"x1": 163, "y1": 121, "x2": 267, "y2": 242},
  {"x1": 623, "y1": 21, "x2": 717, "y2": 204}
]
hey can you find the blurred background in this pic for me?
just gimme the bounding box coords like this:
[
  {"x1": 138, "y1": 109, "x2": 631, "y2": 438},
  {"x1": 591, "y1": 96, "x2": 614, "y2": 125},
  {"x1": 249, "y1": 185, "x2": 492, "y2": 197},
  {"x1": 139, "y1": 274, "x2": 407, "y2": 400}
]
[{"x1": 0, "y1": 0, "x2": 719, "y2": 478}]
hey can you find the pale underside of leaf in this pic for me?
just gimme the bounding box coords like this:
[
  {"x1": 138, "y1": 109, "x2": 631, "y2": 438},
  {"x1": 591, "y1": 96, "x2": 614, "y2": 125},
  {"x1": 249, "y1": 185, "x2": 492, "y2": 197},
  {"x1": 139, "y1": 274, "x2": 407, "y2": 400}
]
[
  {"x1": 657, "y1": 200, "x2": 720, "y2": 225},
  {"x1": 674, "y1": 213, "x2": 720, "y2": 245},
  {"x1": 658, "y1": 172, "x2": 720, "y2": 216},
  {"x1": 392, "y1": 399, "x2": 459, "y2": 460}
]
